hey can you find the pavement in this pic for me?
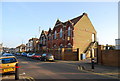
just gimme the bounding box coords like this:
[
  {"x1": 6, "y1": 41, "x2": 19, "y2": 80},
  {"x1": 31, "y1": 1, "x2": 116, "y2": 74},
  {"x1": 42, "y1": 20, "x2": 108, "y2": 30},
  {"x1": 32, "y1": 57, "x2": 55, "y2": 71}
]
[{"x1": 55, "y1": 58, "x2": 120, "y2": 79}]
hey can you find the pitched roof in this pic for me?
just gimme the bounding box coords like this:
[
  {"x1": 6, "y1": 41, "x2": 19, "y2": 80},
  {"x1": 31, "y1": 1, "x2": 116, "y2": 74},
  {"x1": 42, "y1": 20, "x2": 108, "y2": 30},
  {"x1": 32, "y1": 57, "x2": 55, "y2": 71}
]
[
  {"x1": 47, "y1": 28, "x2": 52, "y2": 35},
  {"x1": 55, "y1": 19, "x2": 62, "y2": 26},
  {"x1": 64, "y1": 13, "x2": 85, "y2": 26},
  {"x1": 44, "y1": 31, "x2": 48, "y2": 35},
  {"x1": 51, "y1": 13, "x2": 87, "y2": 34},
  {"x1": 29, "y1": 38, "x2": 38, "y2": 41}
]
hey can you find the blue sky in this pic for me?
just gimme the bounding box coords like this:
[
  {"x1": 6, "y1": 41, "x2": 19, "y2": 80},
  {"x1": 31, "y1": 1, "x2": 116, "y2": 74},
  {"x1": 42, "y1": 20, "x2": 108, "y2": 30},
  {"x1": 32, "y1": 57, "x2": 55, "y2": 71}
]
[{"x1": 1, "y1": 2, "x2": 118, "y2": 48}]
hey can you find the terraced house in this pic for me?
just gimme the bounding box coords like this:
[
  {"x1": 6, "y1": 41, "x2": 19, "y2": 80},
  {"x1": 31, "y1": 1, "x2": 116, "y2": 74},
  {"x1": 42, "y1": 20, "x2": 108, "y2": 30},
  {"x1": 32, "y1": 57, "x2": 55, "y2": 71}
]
[
  {"x1": 26, "y1": 38, "x2": 39, "y2": 53},
  {"x1": 39, "y1": 13, "x2": 97, "y2": 60}
]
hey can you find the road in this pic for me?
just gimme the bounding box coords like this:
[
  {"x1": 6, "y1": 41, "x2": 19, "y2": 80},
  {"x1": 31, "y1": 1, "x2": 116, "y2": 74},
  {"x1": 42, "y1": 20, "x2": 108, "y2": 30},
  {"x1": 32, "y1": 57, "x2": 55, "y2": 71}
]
[{"x1": 2, "y1": 55, "x2": 119, "y2": 81}]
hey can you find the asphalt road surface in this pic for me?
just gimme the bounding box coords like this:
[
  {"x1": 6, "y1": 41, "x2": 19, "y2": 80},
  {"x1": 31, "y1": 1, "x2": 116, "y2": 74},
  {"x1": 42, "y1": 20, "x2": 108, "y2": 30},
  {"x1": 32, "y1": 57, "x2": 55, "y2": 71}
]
[{"x1": 2, "y1": 55, "x2": 119, "y2": 81}]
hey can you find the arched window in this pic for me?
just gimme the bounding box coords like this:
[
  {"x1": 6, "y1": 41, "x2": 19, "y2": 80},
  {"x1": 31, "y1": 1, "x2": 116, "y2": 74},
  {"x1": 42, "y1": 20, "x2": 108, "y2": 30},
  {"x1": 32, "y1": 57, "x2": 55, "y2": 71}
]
[
  {"x1": 53, "y1": 44, "x2": 57, "y2": 48},
  {"x1": 67, "y1": 43, "x2": 72, "y2": 48},
  {"x1": 48, "y1": 34, "x2": 51, "y2": 40},
  {"x1": 60, "y1": 44, "x2": 63, "y2": 48},
  {"x1": 54, "y1": 31, "x2": 57, "y2": 39},
  {"x1": 43, "y1": 37, "x2": 45, "y2": 45},
  {"x1": 60, "y1": 28, "x2": 62, "y2": 38},
  {"x1": 68, "y1": 27, "x2": 71, "y2": 36}
]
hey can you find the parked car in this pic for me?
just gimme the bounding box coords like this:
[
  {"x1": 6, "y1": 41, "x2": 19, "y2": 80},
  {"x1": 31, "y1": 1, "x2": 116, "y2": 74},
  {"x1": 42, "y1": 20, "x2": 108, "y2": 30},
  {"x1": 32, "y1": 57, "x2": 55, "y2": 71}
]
[
  {"x1": 32, "y1": 53, "x2": 42, "y2": 60},
  {"x1": 21, "y1": 52, "x2": 27, "y2": 57},
  {"x1": 16, "y1": 53, "x2": 21, "y2": 56},
  {"x1": 40, "y1": 54, "x2": 54, "y2": 61},
  {"x1": 27, "y1": 53, "x2": 35, "y2": 58},
  {"x1": 2, "y1": 53, "x2": 13, "y2": 56},
  {"x1": 0, "y1": 56, "x2": 18, "y2": 74}
]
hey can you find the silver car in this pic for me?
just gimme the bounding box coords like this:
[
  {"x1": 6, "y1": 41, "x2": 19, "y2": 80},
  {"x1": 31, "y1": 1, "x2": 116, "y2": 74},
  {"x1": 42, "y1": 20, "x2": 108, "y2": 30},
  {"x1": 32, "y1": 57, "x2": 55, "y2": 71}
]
[
  {"x1": 27, "y1": 53, "x2": 35, "y2": 58},
  {"x1": 40, "y1": 54, "x2": 54, "y2": 61}
]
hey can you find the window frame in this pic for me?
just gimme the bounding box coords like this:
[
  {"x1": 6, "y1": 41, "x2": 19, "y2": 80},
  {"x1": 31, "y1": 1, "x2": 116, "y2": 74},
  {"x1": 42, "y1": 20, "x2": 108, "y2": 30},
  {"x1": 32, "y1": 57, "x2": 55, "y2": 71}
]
[
  {"x1": 54, "y1": 31, "x2": 57, "y2": 39},
  {"x1": 60, "y1": 28, "x2": 63, "y2": 38},
  {"x1": 68, "y1": 27, "x2": 71, "y2": 37}
]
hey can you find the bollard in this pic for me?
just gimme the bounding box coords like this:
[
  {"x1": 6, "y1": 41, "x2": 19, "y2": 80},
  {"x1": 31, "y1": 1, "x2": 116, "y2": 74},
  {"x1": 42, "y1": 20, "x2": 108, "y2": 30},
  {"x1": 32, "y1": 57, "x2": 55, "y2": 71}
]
[
  {"x1": 15, "y1": 63, "x2": 19, "y2": 80},
  {"x1": 91, "y1": 58, "x2": 95, "y2": 70}
]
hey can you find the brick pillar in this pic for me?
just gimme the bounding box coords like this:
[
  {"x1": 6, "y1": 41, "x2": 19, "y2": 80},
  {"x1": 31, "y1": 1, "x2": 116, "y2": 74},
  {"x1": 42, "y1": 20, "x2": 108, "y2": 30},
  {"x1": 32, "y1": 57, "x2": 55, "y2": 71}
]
[
  {"x1": 77, "y1": 48, "x2": 80, "y2": 61},
  {"x1": 97, "y1": 45, "x2": 103, "y2": 64},
  {"x1": 61, "y1": 48, "x2": 65, "y2": 60}
]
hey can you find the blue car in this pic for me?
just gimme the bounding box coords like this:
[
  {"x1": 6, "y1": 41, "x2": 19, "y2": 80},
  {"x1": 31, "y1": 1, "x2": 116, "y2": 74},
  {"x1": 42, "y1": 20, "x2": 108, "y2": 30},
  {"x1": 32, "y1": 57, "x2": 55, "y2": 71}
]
[
  {"x1": 2, "y1": 53, "x2": 14, "y2": 56},
  {"x1": 21, "y1": 52, "x2": 27, "y2": 57}
]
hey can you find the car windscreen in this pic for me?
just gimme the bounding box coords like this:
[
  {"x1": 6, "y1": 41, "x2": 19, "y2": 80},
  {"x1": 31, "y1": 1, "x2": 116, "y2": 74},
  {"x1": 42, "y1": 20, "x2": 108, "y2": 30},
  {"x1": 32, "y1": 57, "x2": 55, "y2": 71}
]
[
  {"x1": 29, "y1": 53, "x2": 33, "y2": 55},
  {"x1": 48, "y1": 54, "x2": 53, "y2": 56},
  {"x1": 5, "y1": 55, "x2": 13, "y2": 56},
  {"x1": 35, "y1": 54, "x2": 41, "y2": 55},
  {"x1": 1, "y1": 58, "x2": 17, "y2": 64},
  {"x1": 42, "y1": 54, "x2": 46, "y2": 56}
]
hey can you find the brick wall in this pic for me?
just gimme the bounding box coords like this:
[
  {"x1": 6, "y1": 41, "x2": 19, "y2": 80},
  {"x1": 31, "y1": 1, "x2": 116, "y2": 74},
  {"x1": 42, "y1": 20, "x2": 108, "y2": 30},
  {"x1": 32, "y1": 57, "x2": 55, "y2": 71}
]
[
  {"x1": 73, "y1": 14, "x2": 97, "y2": 54},
  {"x1": 98, "y1": 45, "x2": 120, "y2": 67},
  {"x1": 38, "y1": 48, "x2": 79, "y2": 61},
  {"x1": 63, "y1": 48, "x2": 78, "y2": 61}
]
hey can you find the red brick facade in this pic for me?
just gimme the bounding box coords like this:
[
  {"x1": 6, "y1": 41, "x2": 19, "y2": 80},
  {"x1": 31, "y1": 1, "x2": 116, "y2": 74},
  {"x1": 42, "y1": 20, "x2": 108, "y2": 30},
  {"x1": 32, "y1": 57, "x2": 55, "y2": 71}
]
[{"x1": 39, "y1": 13, "x2": 97, "y2": 58}]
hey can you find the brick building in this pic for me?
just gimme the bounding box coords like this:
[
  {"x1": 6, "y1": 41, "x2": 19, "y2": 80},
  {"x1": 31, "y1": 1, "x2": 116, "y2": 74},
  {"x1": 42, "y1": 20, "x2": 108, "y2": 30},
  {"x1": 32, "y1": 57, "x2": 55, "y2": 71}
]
[
  {"x1": 39, "y1": 30, "x2": 48, "y2": 51},
  {"x1": 39, "y1": 13, "x2": 97, "y2": 60},
  {"x1": 26, "y1": 38, "x2": 39, "y2": 53},
  {"x1": 15, "y1": 44, "x2": 26, "y2": 53}
]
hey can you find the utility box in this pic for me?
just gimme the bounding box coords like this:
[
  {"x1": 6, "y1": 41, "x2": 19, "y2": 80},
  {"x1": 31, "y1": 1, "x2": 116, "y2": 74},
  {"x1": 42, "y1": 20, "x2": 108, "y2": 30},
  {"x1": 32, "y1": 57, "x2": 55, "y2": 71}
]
[{"x1": 81, "y1": 53, "x2": 86, "y2": 60}]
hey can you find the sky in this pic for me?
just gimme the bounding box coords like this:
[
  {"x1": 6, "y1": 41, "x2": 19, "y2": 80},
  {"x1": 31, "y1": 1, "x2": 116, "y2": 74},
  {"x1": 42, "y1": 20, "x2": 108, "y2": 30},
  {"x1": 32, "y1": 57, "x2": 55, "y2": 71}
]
[{"x1": 1, "y1": 2, "x2": 118, "y2": 48}]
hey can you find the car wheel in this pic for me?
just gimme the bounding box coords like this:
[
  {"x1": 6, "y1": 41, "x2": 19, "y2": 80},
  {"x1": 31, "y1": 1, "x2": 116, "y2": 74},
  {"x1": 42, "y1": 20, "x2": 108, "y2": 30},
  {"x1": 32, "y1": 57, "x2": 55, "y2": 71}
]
[
  {"x1": 44, "y1": 59, "x2": 46, "y2": 62},
  {"x1": 52, "y1": 60, "x2": 54, "y2": 62},
  {"x1": 39, "y1": 58, "x2": 41, "y2": 61}
]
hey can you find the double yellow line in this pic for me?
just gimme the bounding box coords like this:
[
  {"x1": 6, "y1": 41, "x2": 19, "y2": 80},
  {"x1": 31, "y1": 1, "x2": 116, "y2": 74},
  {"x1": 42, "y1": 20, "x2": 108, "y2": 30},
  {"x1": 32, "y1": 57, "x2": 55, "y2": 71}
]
[{"x1": 24, "y1": 76, "x2": 35, "y2": 81}]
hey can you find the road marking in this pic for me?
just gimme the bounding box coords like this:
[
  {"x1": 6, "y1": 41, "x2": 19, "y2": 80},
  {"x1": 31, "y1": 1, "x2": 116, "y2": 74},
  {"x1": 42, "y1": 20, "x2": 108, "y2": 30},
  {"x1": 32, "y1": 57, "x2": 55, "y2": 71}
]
[
  {"x1": 62, "y1": 63, "x2": 119, "y2": 79},
  {"x1": 23, "y1": 76, "x2": 35, "y2": 81},
  {"x1": 21, "y1": 62, "x2": 28, "y2": 63},
  {"x1": 29, "y1": 77, "x2": 35, "y2": 81},
  {"x1": 19, "y1": 72, "x2": 26, "y2": 75},
  {"x1": 77, "y1": 66, "x2": 119, "y2": 79}
]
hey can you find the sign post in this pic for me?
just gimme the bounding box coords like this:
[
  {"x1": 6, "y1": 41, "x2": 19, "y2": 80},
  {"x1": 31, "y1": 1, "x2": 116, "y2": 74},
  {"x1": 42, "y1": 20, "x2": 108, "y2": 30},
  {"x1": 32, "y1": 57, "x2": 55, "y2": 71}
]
[{"x1": 15, "y1": 63, "x2": 19, "y2": 80}]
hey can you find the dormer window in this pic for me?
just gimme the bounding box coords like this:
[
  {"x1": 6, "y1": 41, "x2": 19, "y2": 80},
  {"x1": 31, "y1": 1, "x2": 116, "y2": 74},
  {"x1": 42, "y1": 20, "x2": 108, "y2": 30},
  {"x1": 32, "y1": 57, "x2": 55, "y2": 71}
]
[
  {"x1": 68, "y1": 27, "x2": 71, "y2": 37},
  {"x1": 60, "y1": 28, "x2": 62, "y2": 38},
  {"x1": 54, "y1": 31, "x2": 57, "y2": 39}
]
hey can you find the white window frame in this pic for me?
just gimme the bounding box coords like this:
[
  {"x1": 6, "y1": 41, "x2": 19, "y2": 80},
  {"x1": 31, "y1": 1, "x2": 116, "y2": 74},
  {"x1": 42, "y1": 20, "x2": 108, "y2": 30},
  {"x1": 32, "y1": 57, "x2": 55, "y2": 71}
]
[
  {"x1": 54, "y1": 31, "x2": 57, "y2": 39},
  {"x1": 68, "y1": 27, "x2": 71, "y2": 37},
  {"x1": 60, "y1": 28, "x2": 62, "y2": 38}
]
